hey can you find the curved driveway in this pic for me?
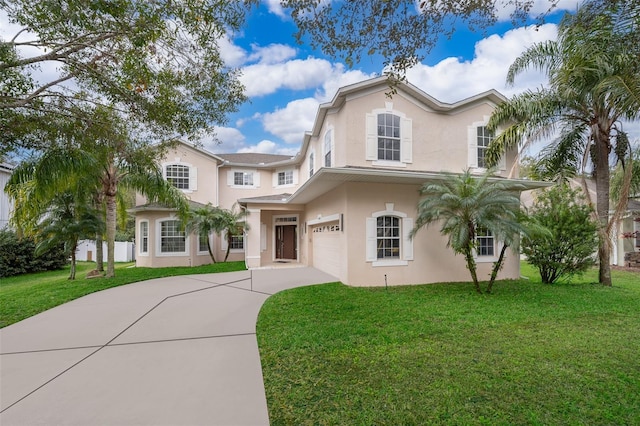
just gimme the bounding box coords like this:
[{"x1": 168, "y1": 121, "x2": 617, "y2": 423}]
[{"x1": 0, "y1": 267, "x2": 336, "y2": 425}]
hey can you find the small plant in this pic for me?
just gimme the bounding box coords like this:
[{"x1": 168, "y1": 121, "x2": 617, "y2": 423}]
[{"x1": 523, "y1": 185, "x2": 598, "y2": 283}]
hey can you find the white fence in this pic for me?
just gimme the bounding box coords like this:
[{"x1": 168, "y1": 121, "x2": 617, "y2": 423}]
[{"x1": 75, "y1": 240, "x2": 136, "y2": 262}]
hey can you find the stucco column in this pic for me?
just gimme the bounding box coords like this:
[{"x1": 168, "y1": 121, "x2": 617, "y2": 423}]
[{"x1": 245, "y1": 207, "x2": 262, "y2": 268}]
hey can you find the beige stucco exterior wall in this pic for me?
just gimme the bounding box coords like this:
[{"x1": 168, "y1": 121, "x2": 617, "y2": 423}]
[
  {"x1": 323, "y1": 88, "x2": 517, "y2": 177},
  {"x1": 217, "y1": 166, "x2": 302, "y2": 208},
  {"x1": 341, "y1": 182, "x2": 520, "y2": 286}
]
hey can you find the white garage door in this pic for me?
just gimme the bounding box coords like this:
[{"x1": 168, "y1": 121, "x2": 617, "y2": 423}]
[{"x1": 312, "y1": 224, "x2": 342, "y2": 279}]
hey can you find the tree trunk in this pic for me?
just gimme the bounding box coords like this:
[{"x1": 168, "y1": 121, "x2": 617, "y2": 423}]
[
  {"x1": 206, "y1": 238, "x2": 216, "y2": 264},
  {"x1": 594, "y1": 125, "x2": 612, "y2": 286},
  {"x1": 105, "y1": 192, "x2": 117, "y2": 278},
  {"x1": 69, "y1": 245, "x2": 77, "y2": 280},
  {"x1": 96, "y1": 233, "x2": 104, "y2": 272},
  {"x1": 463, "y1": 247, "x2": 482, "y2": 294},
  {"x1": 487, "y1": 244, "x2": 509, "y2": 293},
  {"x1": 224, "y1": 233, "x2": 232, "y2": 262}
]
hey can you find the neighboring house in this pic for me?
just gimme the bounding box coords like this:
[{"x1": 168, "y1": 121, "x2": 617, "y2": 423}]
[
  {"x1": 0, "y1": 162, "x2": 14, "y2": 229},
  {"x1": 134, "y1": 77, "x2": 544, "y2": 286},
  {"x1": 615, "y1": 197, "x2": 640, "y2": 266}
]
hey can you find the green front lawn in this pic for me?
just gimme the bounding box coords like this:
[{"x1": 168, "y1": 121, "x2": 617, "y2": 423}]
[
  {"x1": 0, "y1": 261, "x2": 246, "y2": 328},
  {"x1": 257, "y1": 265, "x2": 640, "y2": 425}
]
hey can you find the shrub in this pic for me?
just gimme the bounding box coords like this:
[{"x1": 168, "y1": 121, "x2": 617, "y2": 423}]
[
  {"x1": 523, "y1": 185, "x2": 598, "y2": 283},
  {"x1": 0, "y1": 229, "x2": 68, "y2": 278}
]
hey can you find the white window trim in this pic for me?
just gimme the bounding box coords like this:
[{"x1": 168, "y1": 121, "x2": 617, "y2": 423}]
[
  {"x1": 365, "y1": 203, "x2": 413, "y2": 266},
  {"x1": 272, "y1": 214, "x2": 299, "y2": 262},
  {"x1": 228, "y1": 169, "x2": 259, "y2": 189},
  {"x1": 323, "y1": 126, "x2": 333, "y2": 168},
  {"x1": 473, "y1": 228, "x2": 504, "y2": 263},
  {"x1": 221, "y1": 229, "x2": 245, "y2": 253},
  {"x1": 467, "y1": 117, "x2": 506, "y2": 171},
  {"x1": 162, "y1": 160, "x2": 197, "y2": 193},
  {"x1": 155, "y1": 217, "x2": 190, "y2": 257},
  {"x1": 197, "y1": 231, "x2": 211, "y2": 255},
  {"x1": 366, "y1": 108, "x2": 412, "y2": 166},
  {"x1": 273, "y1": 168, "x2": 298, "y2": 188},
  {"x1": 138, "y1": 220, "x2": 149, "y2": 257}
]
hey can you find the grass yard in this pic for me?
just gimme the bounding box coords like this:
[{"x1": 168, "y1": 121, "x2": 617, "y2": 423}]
[
  {"x1": 257, "y1": 264, "x2": 640, "y2": 425},
  {"x1": 0, "y1": 261, "x2": 245, "y2": 328}
]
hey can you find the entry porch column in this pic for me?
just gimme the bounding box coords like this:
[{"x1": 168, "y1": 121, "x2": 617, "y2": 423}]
[{"x1": 245, "y1": 207, "x2": 262, "y2": 268}]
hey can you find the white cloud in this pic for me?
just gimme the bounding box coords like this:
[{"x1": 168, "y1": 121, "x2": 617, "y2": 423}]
[
  {"x1": 238, "y1": 140, "x2": 298, "y2": 155},
  {"x1": 203, "y1": 127, "x2": 246, "y2": 153},
  {"x1": 315, "y1": 65, "x2": 378, "y2": 102},
  {"x1": 247, "y1": 43, "x2": 297, "y2": 64},
  {"x1": 259, "y1": 98, "x2": 320, "y2": 144},
  {"x1": 240, "y1": 57, "x2": 335, "y2": 97},
  {"x1": 263, "y1": 0, "x2": 287, "y2": 18},
  {"x1": 406, "y1": 24, "x2": 558, "y2": 103},
  {"x1": 218, "y1": 36, "x2": 248, "y2": 68},
  {"x1": 494, "y1": 0, "x2": 578, "y2": 21}
]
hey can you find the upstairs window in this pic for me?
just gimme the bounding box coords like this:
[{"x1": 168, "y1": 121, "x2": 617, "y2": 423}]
[
  {"x1": 278, "y1": 170, "x2": 294, "y2": 186},
  {"x1": 234, "y1": 171, "x2": 254, "y2": 186},
  {"x1": 309, "y1": 152, "x2": 314, "y2": 177},
  {"x1": 377, "y1": 113, "x2": 401, "y2": 162},
  {"x1": 165, "y1": 164, "x2": 190, "y2": 189},
  {"x1": 324, "y1": 129, "x2": 332, "y2": 167},
  {"x1": 476, "y1": 127, "x2": 494, "y2": 169},
  {"x1": 366, "y1": 109, "x2": 412, "y2": 165}
]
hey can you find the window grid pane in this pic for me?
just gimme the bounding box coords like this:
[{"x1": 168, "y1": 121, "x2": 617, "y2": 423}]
[
  {"x1": 476, "y1": 127, "x2": 494, "y2": 168},
  {"x1": 230, "y1": 235, "x2": 244, "y2": 250},
  {"x1": 476, "y1": 227, "x2": 495, "y2": 257},
  {"x1": 324, "y1": 130, "x2": 332, "y2": 167},
  {"x1": 377, "y1": 114, "x2": 401, "y2": 161},
  {"x1": 376, "y1": 216, "x2": 400, "y2": 259},
  {"x1": 166, "y1": 165, "x2": 190, "y2": 189},
  {"x1": 140, "y1": 222, "x2": 148, "y2": 253},
  {"x1": 161, "y1": 220, "x2": 185, "y2": 253},
  {"x1": 199, "y1": 232, "x2": 209, "y2": 252},
  {"x1": 234, "y1": 172, "x2": 253, "y2": 186},
  {"x1": 278, "y1": 170, "x2": 293, "y2": 185}
]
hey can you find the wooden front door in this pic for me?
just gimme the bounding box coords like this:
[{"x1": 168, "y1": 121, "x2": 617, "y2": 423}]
[{"x1": 276, "y1": 225, "x2": 297, "y2": 260}]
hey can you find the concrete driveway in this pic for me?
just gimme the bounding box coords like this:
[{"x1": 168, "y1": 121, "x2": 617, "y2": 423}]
[{"x1": 0, "y1": 267, "x2": 337, "y2": 425}]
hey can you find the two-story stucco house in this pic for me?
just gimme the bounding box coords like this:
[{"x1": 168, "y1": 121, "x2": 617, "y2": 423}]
[{"x1": 134, "y1": 77, "x2": 542, "y2": 286}]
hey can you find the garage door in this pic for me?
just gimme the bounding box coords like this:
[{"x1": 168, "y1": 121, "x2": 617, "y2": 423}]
[{"x1": 312, "y1": 224, "x2": 342, "y2": 278}]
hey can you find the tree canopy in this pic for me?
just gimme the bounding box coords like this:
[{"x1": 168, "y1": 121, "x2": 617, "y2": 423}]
[
  {"x1": 284, "y1": 0, "x2": 564, "y2": 77},
  {"x1": 0, "y1": 0, "x2": 256, "y2": 154}
]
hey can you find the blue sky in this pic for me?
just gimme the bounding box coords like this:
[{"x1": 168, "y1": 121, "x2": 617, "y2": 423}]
[
  {"x1": 2, "y1": 1, "x2": 638, "y2": 157},
  {"x1": 208, "y1": 1, "x2": 581, "y2": 156}
]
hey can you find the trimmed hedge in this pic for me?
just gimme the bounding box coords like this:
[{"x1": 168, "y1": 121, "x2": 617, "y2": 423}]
[{"x1": 0, "y1": 229, "x2": 68, "y2": 278}]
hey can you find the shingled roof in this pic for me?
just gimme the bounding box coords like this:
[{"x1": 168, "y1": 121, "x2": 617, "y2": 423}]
[{"x1": 216, "y1": 153, "x2": 294, "y2": 165}]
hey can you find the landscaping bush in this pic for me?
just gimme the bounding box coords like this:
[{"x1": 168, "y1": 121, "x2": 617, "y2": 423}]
[
  {"x1": 522, "y1": 185, "x2": 598, "y2": 283},
  {"x1": 0, "y1": 229, "x2": 68, "y2": 278}
]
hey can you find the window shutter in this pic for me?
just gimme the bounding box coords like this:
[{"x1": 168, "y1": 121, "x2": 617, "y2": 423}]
[
  {"x1": 220, "y1": 230, "x2": 228, "y2": 251},
  {"x1": 468, "y1": 126, "x2": 478, "y2": 168},
  {"x1": 292, "y1": 169, "x2": 299, "y2": 185},
  {"x1": 227, "y1": 170, "x2": 234, "y2": 186},
  {"x1": 254, "y1": 171, "x2": 260, "y2": 187},
  {"x1": 365, "y1": 113, "x2": 377, "y2": 161},
  {"x1": 189, "y1": 166, "x2": 198, "y2": 191},
  {"x1": 366, "y1": 217, "x2": 377, "y2": 262},
  {"x1": 272, "y1": 171, "x2": 278, "y2": 187},
  {"x1": 401, "y1": 117, "x2": 412, "y2": 164},
  {"x1": 402, "y1": 217, "x2": 414, "y2": 261}
]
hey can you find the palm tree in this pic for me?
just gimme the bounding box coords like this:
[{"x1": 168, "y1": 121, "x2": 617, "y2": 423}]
[
  {"x1": 36, "y1": 192, "x2": 103, "y2": 280},
  {"x1": 410, "y1": 169, "x2": 525, "y2": 294},
  {"x1": 185, "y1": 203, "x2": 226, "y2": 264},
  {"x1": 5, "y1": 107, "x2": 187, "y2": 278},
  {"x1": 220, "y1": 205, "x2": 249, "y2": 262},
  {"x1": 486, "y1": 2, "x2": 640, "y2": 286}
]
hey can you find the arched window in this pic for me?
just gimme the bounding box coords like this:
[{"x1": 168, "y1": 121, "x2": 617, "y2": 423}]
[
  {"x1": 376, "y1": 216, "x2": 400, "y2": 259},
  {"x1": 366, "y1": 204, "x2": 413, "y2": 266},
  {"x1": 165, "y1": 164, "x2": 190, "y2": 189}
]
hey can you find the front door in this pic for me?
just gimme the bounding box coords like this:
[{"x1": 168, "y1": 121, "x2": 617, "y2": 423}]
[{"x1": 276, "y1": 225, "x2": 297, "y2": 260}]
